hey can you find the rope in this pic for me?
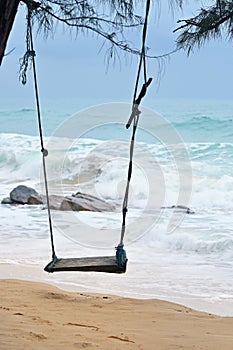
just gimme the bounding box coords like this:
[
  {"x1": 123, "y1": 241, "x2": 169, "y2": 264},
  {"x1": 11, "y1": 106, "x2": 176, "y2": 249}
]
[
  {"x1": 26, "y1": 2, "x2": 151, "y2": 269},
  {"x1": 117, "y1": 0, "x2": 152, "y2": 260},
  {"x1": 132, "y1": 0, "x2": 151, "y2": 104},
  {"x1": 27, "y1": 8, "x2": 57, "y2": 261}
]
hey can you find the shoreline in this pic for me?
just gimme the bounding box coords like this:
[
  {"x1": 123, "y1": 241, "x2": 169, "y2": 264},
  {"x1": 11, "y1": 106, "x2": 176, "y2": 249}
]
[
  {"x1": 1, "y1": 262, "x2": 233, "y2": 317},
  {"x1": 1, "y1": 278, "x2": 233, "y2": 350}
]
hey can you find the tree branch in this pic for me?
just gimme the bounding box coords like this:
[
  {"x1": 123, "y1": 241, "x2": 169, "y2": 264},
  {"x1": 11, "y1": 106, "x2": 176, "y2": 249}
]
[
  {"x1": 174, "y1": 1, "x2": 233, "y2": 52},
  {"x1": 0, "y1": 0, "x2": 20, "y2": 65}
]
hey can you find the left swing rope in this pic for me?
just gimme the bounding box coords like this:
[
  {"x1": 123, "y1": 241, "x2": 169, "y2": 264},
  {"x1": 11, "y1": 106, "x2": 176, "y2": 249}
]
[{"x1": 27, "y1": 6, "x2": 57, "y2": 262}]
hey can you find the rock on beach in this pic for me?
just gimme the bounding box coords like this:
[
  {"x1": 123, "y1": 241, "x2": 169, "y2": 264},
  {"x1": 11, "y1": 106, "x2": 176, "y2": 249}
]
[
  {"x1": 1, "y1": 185, "x2": 115, "y2": 212},
  {"x1": 10, "y1": 185, "x2": 39, "y2": 204}
]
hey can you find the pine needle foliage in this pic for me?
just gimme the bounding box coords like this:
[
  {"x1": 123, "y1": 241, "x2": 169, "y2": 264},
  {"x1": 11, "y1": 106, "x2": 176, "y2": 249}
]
[
  {"x1": 18, "y1": 0, "x2": 185, "y2": 82},
  {"x1": 174, "y1": 0, "x2": 233, "y2": 54},
  {"x1": 21, "y1": 0, "x2": 185, "y2": 54},
  {"x1": 21, "y1": 0, "x2": 144, "y2": 54},
  {"x1": 19, "y1": 0, "x2": 146, "y2": 83}
]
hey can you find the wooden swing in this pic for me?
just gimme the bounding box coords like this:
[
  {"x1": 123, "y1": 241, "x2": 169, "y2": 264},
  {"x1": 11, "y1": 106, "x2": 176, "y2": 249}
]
[
  {"x1": 44, "y1": 255, "x2": 126, "y2": 274},
  {"x1": 27, "y1": 1, "x2": 152, "y2": 274}
]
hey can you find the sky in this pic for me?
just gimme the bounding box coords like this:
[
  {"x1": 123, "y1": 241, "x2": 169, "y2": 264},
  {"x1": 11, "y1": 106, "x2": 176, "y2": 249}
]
[{"x1": 0, "y1": 1, "x2": 233, "y2": 108}]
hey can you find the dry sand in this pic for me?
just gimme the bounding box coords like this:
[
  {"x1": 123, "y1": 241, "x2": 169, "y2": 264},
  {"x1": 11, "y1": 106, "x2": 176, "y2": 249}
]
[{"x1": 0, "y1": 279, "x2": 233, "y2": 349}]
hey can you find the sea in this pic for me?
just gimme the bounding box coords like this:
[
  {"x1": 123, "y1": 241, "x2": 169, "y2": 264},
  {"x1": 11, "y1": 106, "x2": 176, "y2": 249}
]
[{"x1": 0, "y1": 98, "x2": 233, "y2": 316}]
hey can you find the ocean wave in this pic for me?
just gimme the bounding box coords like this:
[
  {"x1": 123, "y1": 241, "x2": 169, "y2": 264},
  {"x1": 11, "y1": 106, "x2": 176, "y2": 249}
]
[
  {"x1": 174, "y1": 116, "x2": 233, "y2": 142},
  {"x1": 143, "y1": 223, "x2": 233, "y2": 257},
  {"x1": 0, "y1": 133, "x2": 233, "y2": 210}
]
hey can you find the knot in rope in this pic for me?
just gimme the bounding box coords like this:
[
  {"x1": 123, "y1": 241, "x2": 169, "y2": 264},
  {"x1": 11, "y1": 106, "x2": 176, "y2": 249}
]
[
  {"x1": 27, "y1": 50, "x2": 36, "y2": 57},
  {"x1": 42, "y1": 148, "x2": 48, "y2": 157},
  {"x1": 19, "y1": 6, "x2": 36, "y2": 85},
  {"x1": 122, "y1": 207, "x2": 128, "y2": 215}
]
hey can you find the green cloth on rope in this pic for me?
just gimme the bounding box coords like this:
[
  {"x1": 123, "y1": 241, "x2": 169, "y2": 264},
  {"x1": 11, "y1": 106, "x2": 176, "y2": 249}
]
[
  {"x1": 44, "y1": 256, "x2": 61, "y2": 273},
  {"x1": 116, "y1": 244, "x2": 127, "y2": 268}
]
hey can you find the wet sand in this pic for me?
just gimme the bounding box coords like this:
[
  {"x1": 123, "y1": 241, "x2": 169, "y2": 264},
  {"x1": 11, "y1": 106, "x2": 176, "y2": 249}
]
[{"x1": 0, "y1": 279, "x2": 233, "y2": 349}]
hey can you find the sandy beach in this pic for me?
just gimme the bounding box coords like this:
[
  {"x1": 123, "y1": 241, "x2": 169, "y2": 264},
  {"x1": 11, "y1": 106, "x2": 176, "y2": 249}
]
[{"x1": 0, "y1": 279, "x2": 232, "y2": 350}]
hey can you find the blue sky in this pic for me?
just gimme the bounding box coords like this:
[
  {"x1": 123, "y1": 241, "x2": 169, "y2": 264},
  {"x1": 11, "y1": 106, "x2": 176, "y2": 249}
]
[{"x1": 0, "y1": 1, "x2": 232, "y2": 107}]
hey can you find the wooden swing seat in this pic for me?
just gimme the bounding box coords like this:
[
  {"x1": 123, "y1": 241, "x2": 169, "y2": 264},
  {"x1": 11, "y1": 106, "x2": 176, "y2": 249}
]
[{"x1": 44, "y1": 256, "x2": 127, "y2": 274}]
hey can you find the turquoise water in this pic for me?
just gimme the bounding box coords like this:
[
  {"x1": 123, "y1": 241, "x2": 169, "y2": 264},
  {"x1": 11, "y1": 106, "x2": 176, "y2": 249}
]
[
  {"x1": 1, "y1": 98, "x2": 233, "y2": 140},
  {"x1": 0, "y1": 98, "x2": 233, "y2": 315}
]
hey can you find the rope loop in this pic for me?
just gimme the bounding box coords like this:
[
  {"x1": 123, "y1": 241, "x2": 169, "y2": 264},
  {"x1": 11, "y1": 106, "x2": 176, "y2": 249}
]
[{"x1": 133, "y1": 105, "x2": 141, "y2": 117}]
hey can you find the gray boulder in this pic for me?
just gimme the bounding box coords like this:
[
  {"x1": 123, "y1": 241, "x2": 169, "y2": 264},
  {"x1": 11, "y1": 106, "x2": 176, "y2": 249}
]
[
  {"x1": 28, "y1": 194, "x2": 66, "y2": 210},
  {"x1": 1, "y1": 197, "x2": 14, "y2": 204},
  {"x1": 28, "y1": 194, "x2": 44, "y2": 205},
  {"x1": 60, "y1": 192, "x2": 115, "y2": 212},
  {"x1": 10, "y1": 185, "x2": 39, "y2": 204},
  {"x1": 3, "y1": 185, "x2": 115, "y2": 212},
  {"x1": 161, "y1": 205, "x2": 195, "y2": 214},
  {"x1": 47, "y1": 195, "x2": 66, "y2": 210}
]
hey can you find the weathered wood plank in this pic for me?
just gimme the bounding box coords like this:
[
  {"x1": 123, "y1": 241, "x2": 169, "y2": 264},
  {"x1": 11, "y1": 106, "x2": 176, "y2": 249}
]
[{"x1": 44, "y1": 256, "x2": 127, "y2": 274}]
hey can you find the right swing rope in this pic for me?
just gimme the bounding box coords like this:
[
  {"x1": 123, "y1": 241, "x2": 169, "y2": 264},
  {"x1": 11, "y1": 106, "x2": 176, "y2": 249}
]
[{"x1": 116, "y1": 0, "x2": 152, "y2": 268}]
